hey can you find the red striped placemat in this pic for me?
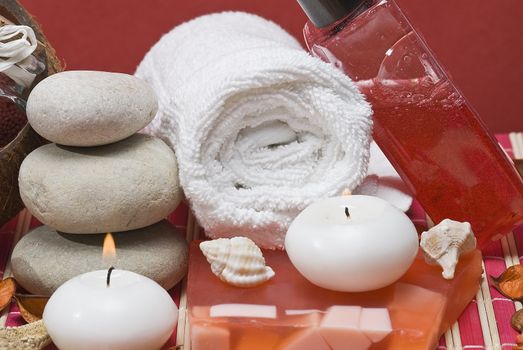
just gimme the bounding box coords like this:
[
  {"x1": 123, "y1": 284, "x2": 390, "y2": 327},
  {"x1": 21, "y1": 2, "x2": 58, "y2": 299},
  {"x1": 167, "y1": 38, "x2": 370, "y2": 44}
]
[{"x1": 1, "y1": 133, "x2": 523, "y2": 350}]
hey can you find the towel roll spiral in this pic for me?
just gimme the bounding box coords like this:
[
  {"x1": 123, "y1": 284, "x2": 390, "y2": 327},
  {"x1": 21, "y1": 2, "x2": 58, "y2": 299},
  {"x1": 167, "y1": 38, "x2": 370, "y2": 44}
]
[{"x1": 136, "y1": 12, "x2": 373, "y2": 249}]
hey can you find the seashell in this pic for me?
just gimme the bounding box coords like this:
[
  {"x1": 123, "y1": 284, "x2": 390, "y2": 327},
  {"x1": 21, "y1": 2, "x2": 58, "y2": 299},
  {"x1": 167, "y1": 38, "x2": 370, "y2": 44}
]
[
  {"x1": 200, "y1": 237, "x2": 275, "y2": 287},
  {"x1": 0, "y1": 320, "x2": 51, "y2": 350},
  {"x1": 420, "y1": 219, "x2": 477, "y2": 280}
]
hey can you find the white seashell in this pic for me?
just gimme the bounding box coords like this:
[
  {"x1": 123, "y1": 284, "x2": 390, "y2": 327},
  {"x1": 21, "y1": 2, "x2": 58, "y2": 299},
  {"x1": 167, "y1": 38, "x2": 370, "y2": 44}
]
[
  {"x1": 200, "y1": 237, "x2": 275, "y2": 287},
  {"x1": 420, "y1": 219, "x2": 477, "y2": 280}
]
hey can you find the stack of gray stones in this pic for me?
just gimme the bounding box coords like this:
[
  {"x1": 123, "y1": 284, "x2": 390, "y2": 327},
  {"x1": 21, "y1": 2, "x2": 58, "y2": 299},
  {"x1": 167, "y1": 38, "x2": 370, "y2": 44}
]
[{"x1": 10, "y1": 71, "x2": 188, "y2": 296}]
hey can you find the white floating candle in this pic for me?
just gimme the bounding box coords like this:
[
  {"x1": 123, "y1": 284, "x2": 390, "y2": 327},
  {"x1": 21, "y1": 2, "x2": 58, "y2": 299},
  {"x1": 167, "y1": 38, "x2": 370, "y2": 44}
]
[
  {"x1": 43, "y1": 268, "x2": 178, "y2": 350},
  {"x1": 285, "y1": 195, "x2": 419, "y2": 292}
]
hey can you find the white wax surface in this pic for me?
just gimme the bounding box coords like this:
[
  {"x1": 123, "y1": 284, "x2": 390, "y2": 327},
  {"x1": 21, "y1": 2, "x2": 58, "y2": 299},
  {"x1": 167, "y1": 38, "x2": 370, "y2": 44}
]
[
  {"x1": 285, "y1": 195, "x2": 419, "y2": 292},
  {"x1": 298, "y1": 195, "x2": 388, "y2": 224},
  {"x1": 43, "y1": 269, "x2": 178, "y2": 350}
]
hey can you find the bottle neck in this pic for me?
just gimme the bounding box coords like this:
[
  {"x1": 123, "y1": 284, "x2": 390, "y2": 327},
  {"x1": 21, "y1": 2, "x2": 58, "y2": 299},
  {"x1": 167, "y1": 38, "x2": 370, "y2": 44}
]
[
  {"x1": 298, "y1": 0, "x2": 378, "y2": 29},
  {"x1": 304, "y1": 0, "x2": 378, "y2": 46}
]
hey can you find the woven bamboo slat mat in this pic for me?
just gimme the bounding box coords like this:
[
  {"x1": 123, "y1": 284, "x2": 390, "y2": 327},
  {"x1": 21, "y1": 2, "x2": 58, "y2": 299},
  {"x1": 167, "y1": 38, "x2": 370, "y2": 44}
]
[{"x1": 1, "y1": 133, "x2": 523, "y2": 350}]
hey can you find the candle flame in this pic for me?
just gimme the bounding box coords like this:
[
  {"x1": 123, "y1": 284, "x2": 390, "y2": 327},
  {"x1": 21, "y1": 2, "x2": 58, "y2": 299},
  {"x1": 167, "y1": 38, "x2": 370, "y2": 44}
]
[
  {"x1": 342, "y1": 188, "x2": 352, "y2": 197},
  {"x1": 102, "y1": 233, "x2": 116, "y2": 267}
]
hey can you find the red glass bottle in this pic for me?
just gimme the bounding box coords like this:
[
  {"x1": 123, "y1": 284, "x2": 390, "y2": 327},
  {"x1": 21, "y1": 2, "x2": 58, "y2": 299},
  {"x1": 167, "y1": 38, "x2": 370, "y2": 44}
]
[{"x1": 299, "y1": 0, "x2": 523, "y2": 247}]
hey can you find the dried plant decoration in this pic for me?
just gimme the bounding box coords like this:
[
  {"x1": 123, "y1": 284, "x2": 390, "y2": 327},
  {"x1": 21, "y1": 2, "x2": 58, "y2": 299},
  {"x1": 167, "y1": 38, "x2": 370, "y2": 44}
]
[
  {"x1": 14, "y1": 294, "x2": 48, "y2": 323},
  {"x1": 512, "y1": 309, "x2": 523, "y2": 333},
  {"x1": 515, "y1": 334, "x2": 523, "y2": 350},
  {"x1": 0, "y1": 277, "x2": 49, "y2": 323},
  {"x1": 0, "y1": 278, "x2": 16, "y2": 311},
  {"x1": 0, "y1": 277, "x2": 50, "y2": 349},
  {"x1": 490, "y1": 265, "x2": 523, "y2": 302}
]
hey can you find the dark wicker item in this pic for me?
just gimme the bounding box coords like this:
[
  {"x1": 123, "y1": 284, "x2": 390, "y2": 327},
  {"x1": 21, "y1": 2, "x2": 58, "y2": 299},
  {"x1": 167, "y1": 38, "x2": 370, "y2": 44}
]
[{"x1": 0, "y1": 0, "x2": 62, "y2": 227}]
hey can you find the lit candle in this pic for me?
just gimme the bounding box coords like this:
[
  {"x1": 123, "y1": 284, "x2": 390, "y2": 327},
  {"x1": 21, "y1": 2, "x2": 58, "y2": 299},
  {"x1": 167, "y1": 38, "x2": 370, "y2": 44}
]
[
  {"x1": 285, "y1": 195, "x2": 419, "y2": 292},
  {"x1": 43, "y1": 234, "x2": 178, "y2": 350}
]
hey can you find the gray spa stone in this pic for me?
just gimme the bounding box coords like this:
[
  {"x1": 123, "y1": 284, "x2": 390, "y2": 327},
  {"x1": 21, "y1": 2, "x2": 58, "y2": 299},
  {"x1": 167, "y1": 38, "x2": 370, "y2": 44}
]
[
  {"x1": 11, "y1": 220, "x2": 188, "y2": 295},
  {"x1": 27, "y1": 70, "x2": 158, "y2": 146},
  {"x1": 19, "y1": 134, "x2": 182, "y2": 234}
]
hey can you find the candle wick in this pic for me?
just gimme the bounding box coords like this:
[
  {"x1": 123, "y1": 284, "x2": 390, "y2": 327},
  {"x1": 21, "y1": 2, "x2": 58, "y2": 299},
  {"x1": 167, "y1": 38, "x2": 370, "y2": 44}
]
[
  {"x1": 345, "y1": 207, "x2": 350, "y2": 219},
  {"x1": 106, "y1": 266, "x2": 115, "y2": 287}
]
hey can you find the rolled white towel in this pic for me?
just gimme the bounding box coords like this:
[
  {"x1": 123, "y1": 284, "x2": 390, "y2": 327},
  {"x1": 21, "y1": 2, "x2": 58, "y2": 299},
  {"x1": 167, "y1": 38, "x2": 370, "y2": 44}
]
[{"x1": 136, "y1": 12, "x2": 378, "y2": 249}]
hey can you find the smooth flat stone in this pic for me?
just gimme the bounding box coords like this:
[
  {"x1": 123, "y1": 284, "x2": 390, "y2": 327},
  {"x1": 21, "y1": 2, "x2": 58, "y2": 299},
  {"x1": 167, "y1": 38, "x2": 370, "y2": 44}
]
[
  {"x1": 19, "y1": 134, "x2": 181, "y2": 233},
  {"x1": 27, "y1": 70, "x2": 158, "y2": 146},
  {"x1": 11, "y1": 220, "x2": 188, "y2": 295},
  {"x1": 187, "y1": 242, "x2": 482, "y2": 350}
]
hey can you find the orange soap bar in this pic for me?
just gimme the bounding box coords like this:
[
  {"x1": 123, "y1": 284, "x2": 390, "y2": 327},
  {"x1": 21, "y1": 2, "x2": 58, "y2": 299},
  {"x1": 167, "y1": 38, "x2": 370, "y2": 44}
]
[
  {"x1": 279, "y1": 327, "x2": 330, "y2": 350},
  {"x1": 191, "y1": 324, "x2": 230, "y2": 350},
  {"x1": 187, "y1": 242, "x2": 482, "y2": 350},
  {"x1": 319, "y1": 306, "x2": 372, "y2": 350}
]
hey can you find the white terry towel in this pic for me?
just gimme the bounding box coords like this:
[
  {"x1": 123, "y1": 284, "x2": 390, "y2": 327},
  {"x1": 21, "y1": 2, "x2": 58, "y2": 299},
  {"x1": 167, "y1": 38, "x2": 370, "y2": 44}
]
[{"x1": 136, "y1": 12, "x2": 408, "y2": 249}]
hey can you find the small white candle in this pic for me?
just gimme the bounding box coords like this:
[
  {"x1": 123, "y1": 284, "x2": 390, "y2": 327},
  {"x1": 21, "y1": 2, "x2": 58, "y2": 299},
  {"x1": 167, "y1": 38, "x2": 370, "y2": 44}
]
[
  {"x1": 43, "y1": 269, "x2": 178, "y2": 350},
  {"x1": 285, "y1": 195, "x2": 419, "y2": 292}
]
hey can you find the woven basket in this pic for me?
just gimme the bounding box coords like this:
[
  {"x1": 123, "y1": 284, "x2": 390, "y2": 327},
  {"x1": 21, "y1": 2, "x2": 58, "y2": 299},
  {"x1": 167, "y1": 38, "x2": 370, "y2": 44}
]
[{"x1": 0, "y1": 0, "x2": 62, "y2": 227}]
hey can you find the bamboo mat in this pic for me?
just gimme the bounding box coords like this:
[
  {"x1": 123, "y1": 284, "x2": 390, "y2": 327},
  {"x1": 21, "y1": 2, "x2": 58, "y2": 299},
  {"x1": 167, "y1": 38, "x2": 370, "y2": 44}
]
[{"x1": 1, "y1": 133, "x2": 523, "y2": 350}]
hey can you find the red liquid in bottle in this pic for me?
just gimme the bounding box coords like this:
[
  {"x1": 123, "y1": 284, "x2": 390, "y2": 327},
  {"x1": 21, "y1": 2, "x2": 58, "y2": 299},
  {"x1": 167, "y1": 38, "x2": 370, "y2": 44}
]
[
  {"x1": 362, "y1": 78, "x2": 523, "y2": 245},
  {"x1": 303, "y1": 0, "x2": 523, "y2": 247}
]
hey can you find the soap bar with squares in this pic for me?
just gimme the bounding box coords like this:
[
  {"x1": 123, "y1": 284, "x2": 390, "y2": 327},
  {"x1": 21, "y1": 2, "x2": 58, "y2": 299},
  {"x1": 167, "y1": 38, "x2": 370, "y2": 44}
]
[
  {"x1": 187, "y1": 242, "x2": 482, "y2": 350},
  {"x1": 360, "y1": 308, "x2": 393, "y2": 343},
  {"x1": 319, "y1": 306, "x2": 372, "y2": 350},
  {"x1": 278, "y1": 327, "x2": 330, "y2": 350}
]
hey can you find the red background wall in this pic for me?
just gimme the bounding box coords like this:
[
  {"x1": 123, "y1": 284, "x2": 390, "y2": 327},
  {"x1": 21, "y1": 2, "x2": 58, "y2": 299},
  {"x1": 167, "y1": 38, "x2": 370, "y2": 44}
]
[{"x1": 18, "y1": 0, "x2": 523, "y2": 133}]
